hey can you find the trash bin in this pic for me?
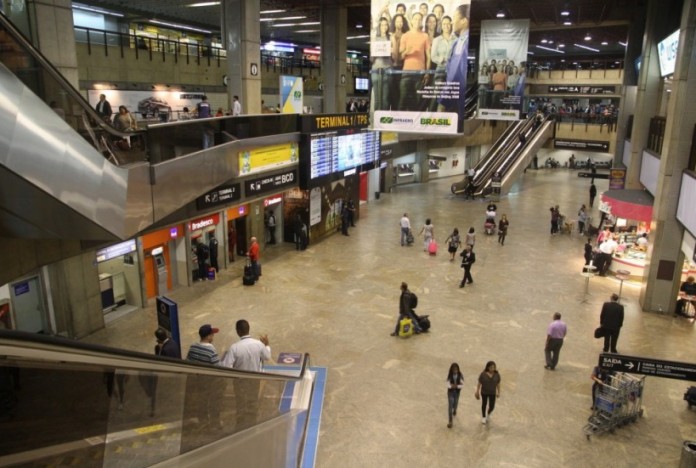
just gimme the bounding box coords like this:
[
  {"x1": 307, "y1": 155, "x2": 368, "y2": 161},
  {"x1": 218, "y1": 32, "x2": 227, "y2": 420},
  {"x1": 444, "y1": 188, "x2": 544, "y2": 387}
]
[
  {"x1": 680, "y1": 441, "x2": 696, "y2": 468},
  {"x1": 375, "y1": 191, "x2": 380, "y2": 200}
]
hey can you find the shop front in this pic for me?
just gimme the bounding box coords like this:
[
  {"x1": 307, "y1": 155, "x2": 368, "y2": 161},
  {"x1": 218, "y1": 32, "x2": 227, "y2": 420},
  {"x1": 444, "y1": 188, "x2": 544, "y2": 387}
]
[
  {"x1": 263, "y1": 195, "x2": 283, "y2": 246},
  {"x1": 141, "y1": 224, "x2": 184, "y2": 301},
  {"x1": 226, "y1": 204, "x2": 249, "y2": 263},
  {"x1": 95, "y1": 239, "x2": 143, "y2": 315},
  {"x1": 599, "y1": 190, "x2": 653, "y2": 278}
]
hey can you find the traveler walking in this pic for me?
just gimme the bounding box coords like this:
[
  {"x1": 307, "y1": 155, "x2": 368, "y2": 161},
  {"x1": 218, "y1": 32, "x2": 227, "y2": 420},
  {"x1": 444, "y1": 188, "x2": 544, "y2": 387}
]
[
  {"x1": 544, "y1": 313, "x2": 567, "y2": 370},
  {"x1": 475, "y1": 361, "x2": 501, "y2": 424},
  {"x1": 446, "y1": 363, "x2": 464, "y2": 428}
]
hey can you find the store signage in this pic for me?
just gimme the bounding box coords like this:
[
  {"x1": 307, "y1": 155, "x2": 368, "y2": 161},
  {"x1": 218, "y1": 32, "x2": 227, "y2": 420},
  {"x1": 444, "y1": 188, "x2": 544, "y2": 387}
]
[
  {"x1": 555, "y1": 139, "x2": 609, "y2": 152},
  {"x1": 609, "y1": 168, "x2": 627, "y2": 190},
  {"x1": 599, "y1": 353, "x2": 696, "y2": 382},
  {"x1": 658, "y1": 29, "x2": 679, "y2": 77},
  {"x1": 13, "y1": 282, "x2": 29, "y2": 296},
  {"x1": 598, "y1": 201, "x2": 612, "y2": 214},
  {"x1": 264, "y1": 196, "x2": 282, "y2": 207},
  {"x1": 169, "y1": 227, "x2": 178, "y2": 239},
  {"x1": 190, "y1": 213, "x2": 220, "y2": 231},
  {"x1": 151, "y1": 247, "x2": 163, "y2": 256},
  {"x1": 245, "y1": 170, "x2": 297, "y2": 196},
  {"x1": 196, "y1": 183, "x2": 241, "y2": 210},
  {"x1": 302, "y1": 113, "x2": 370, "y2": 133},
  {"x1": 96, "y1": 239, "x2": 137, "y2": 263},
  {"x1": 548, "y1": 85, "x2": 616, "y2": 94}
]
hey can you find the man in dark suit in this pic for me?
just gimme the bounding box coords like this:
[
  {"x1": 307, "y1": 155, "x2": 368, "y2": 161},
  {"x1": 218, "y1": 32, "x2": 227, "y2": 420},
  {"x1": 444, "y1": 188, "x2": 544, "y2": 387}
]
[
  {"x1": 440, "y1": 4, "x2": 470, "y2": 121},
  {"x1": 95, "y1": 94, "x2": 112, "y2": 120},
  {"x1": 600, "y1": 293, "x2": 624, "y2": 353},
  {"x1": 154, "y1": 327, "x2": 181, "y2": 358},
  {"x1": 459, "y1": 244, "x2": 476, "y2": 288}
]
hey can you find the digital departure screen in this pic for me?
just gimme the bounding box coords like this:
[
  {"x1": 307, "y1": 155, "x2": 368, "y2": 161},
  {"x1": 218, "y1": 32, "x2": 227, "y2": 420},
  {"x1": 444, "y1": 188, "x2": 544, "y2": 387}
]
[{"x1": 309, "y1": 130, "x2": 380, "y2": 179}]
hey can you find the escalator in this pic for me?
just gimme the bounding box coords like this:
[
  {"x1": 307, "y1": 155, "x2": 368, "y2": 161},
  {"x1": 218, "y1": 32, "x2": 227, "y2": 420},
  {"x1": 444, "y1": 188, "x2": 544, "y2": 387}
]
[
  {"x1": 0, "y1": 330, "x2": 315, "y2": 467},
  {"x1": 451, "y1": 115, "x2": 554, "y2": 197},
  {"x1": 0, "y1": 12, "x2": 299, "y2": 241}
]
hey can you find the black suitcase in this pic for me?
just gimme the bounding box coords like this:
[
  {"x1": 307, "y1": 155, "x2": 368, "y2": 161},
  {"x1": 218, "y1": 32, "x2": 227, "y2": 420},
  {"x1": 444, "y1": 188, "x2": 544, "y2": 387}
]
[
  {"x1": 684, "y1": 387, "x2": 696, "y2": 408},
  {"x1": 243, "y1": 261, "x2": 255, "y2": 286},
  {"x1": 417, "y1": 315, "x2": 431, "y2": 332}
]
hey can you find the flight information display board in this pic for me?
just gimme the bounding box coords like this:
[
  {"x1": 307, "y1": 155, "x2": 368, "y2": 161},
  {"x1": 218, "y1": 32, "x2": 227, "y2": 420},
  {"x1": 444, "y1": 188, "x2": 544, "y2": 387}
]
[{"x1": 309, "y1": 130, "x2": 380, "y2": 180}]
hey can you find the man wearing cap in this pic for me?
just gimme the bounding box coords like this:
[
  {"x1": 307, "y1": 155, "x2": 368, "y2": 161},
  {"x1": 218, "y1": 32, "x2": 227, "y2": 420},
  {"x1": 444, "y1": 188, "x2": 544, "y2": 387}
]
[
  {"x1": 186, "y1": 324, "x2": 220, "y2": 365},
  {"x1": 221, "y1": 319, "x2": 271, "y2": 430},
  {"x1": 185, "y1": 324, "x2": 223, "y2": 430},
  {"x1": 154, "y1": 327, "x2": 181, "y2": 359}
]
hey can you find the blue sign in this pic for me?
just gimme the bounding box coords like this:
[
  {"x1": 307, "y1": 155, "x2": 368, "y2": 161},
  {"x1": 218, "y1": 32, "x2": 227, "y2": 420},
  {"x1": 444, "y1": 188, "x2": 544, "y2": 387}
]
[
  {"x1": 278, "y1": 352, "x2": 303, "y2": 365},
  {"x1": 13, "y1": 282, "x2": 29, "y2": 296},
  {"x1": 96, "y1": 239, "x2": 137, "y2": 263},
  {"x1": 156, "y1": 296, "x2": 181, "y2": 356}
]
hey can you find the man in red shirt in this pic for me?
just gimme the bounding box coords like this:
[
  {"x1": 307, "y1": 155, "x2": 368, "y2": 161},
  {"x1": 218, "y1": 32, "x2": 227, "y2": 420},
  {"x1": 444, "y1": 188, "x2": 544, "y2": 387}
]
[{"x1": 247, "y1": 236, "x2": 260, "y2": 281}]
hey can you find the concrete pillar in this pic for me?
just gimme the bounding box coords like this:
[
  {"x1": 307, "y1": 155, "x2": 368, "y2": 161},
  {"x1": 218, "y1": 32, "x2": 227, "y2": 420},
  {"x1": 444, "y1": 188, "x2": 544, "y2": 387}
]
[
  {"x1": 321, "y1": 5, "x2": 347, "y2": 113},
  {"x1": 222, "y1": 0, "x2": 261, "y2": 114},
  {"x1": 26, "y1": 0, "x2": 79, "y2": 88},
  {"x1": 416, "y1": 140, "x2": 429, "y2": 183},
  {"x1": 640, "y1": 0, "x2": 696, "y2": 313},
  {"x1": 623, "y1": 0, "x2": 668, "y2": 189}
]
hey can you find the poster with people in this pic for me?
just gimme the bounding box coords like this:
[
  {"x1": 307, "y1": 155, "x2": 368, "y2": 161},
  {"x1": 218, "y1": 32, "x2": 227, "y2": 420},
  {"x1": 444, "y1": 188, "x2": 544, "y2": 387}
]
[
  {"x1": 477, "y1": 19, "x2": 530, "y2": 120},
  {"x1": 370, "y1": 1, "x2": 471, "y2": 134}
]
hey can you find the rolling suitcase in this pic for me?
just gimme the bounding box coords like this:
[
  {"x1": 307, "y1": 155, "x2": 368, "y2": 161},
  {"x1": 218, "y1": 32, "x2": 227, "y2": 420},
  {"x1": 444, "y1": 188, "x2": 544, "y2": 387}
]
[
  {"x1": 243, "y1": 259, "x2": 256, "y2": 286},
  {"x1": 428, "y1": 240, "x2": 438, "y2": 255},
  {"x1": 417, "y1": 315, "x2": 431, "y2": 332}
]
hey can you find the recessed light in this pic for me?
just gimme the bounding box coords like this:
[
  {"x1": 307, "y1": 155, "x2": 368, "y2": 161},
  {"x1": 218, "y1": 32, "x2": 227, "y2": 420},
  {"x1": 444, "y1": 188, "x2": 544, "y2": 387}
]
[
  {"x1": 496, "y1": 9, "x2": 506, "y2": 18},
  {"x1": 356, "y1": 23, "x2": 363, "y2": 29},
  {"x1": 561, "y1": 10, "x2": 570, "y2": 17},
  {"x1": 558, "y1": 44, "x2": 565, "y2": 48},
  {"x1": 541, "y1": 39, "x2": 548, "y2": 44},
  {"x1": 260, "y1": 9, "x2": 286, "y2": 14},
  {"x1": 584, "y1": 34, "x2": 592, "y2": 41},
  {"x1": 601, "y1": 41, "x2": 608, "y2": 46},
  {"x1": 563, "y1": 21, "x2": 572, "y2": 26},
  {"x1": 548, "y1": 40, "x2": 554, "y2": 44}
]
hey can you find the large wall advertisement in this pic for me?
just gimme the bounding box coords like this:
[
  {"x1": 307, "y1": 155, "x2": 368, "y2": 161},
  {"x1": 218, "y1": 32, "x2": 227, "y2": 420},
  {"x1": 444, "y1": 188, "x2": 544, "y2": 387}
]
[
  {"x1": 280, "y1": 75, "x2": 304, "y2": 114},
  {"x1": 477, "y1": 19, "x2": 530, "y2": 120},
  {"x1": 370, "y1": 1, "x2": 471, "y2": 134}
]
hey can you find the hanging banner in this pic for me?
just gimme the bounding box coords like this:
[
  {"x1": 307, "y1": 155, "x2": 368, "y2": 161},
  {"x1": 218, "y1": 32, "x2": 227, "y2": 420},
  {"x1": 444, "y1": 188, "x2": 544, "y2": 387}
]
[
  {"x1": 370, "y1": 1, "x2": 470, "y2": 134},
  {"x1": 477, "y1": 19, "x2": 529, "y2": 121},
  {"x1": 280, "y1": 75, "x2": 304, "y2": 114}
]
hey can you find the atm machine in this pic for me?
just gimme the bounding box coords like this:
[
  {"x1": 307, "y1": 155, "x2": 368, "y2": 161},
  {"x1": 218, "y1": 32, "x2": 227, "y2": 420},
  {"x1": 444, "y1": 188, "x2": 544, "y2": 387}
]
[{"x1": 152, "y1": 247, "x2": 168, "y2": 295}]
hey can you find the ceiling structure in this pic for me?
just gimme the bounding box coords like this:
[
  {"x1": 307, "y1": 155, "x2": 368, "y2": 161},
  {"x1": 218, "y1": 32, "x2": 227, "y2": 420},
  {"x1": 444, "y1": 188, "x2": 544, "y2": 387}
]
[{"x1": 76, "y1": 0, "x2": 645, "y2": 60}]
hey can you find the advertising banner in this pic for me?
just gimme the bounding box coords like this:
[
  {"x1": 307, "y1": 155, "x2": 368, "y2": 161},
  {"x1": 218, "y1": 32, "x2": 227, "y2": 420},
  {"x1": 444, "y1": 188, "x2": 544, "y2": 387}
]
[
  {"x1": 477, "y1": 19, "x2": 529, "y2": 121},
  {"x1": 370, "y1": 1, "x2": 471, "y2": 134},
  {"x1": 239, "y1": 143, "x2": 299, "y2": 176},
  {"x1": 280, "y1": 75, "x2": 304, "y2": 114},
  {"x1": 88, "y1": 90, "x2": 210, "y2": 120}
]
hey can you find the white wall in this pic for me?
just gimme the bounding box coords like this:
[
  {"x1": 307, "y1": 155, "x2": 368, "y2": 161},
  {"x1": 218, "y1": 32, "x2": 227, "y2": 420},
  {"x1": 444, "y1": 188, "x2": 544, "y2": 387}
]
[{"x1": 536, "y1": 148, "x2": 613, "y2": 167}]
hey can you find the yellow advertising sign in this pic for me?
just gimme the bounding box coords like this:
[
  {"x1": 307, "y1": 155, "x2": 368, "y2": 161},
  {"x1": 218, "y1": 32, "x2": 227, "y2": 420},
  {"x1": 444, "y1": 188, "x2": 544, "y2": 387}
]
[
  {"x1": 380, "y1": 132, "x2": 399, "y2": 146},
  {"x1": 239, "y1": 143, "x2": 298, "y2": 175}
]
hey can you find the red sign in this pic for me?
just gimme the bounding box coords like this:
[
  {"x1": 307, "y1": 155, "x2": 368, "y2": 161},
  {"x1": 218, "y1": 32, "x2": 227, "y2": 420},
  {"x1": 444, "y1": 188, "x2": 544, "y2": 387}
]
[
  {"x1": 189, "y1": 213, "x2": 220, "y2": 231},
  {"x1": 264, "y1": 196, "x2": 282, "y2": 207}
]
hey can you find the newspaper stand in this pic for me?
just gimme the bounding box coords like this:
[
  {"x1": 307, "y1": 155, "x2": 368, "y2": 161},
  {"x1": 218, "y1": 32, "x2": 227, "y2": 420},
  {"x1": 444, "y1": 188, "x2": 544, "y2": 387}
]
[{"x1": 583, "y1": 372, "x2": 645, "y2": 440}]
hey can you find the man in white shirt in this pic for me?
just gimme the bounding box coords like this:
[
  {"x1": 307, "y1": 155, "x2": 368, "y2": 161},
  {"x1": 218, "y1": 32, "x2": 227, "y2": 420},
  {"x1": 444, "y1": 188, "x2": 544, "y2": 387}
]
[
  {"x1": 232, "y1": 95, "x2": 242, "y2": 116},
  {"x1": 400, "y1": 213, "x2": 411, "y2": 246},
  {"x1": 597, "y1": 236, "x2": 618, "y2": 276},
  {"x1": 221, "y1": 319, "x2": 271, "y2": 429}
]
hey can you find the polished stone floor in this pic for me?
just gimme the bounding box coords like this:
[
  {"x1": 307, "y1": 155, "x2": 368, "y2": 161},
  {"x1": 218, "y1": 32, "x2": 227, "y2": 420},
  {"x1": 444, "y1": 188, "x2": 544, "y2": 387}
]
[{"x1": 83, "y1": 169, "x2": 696, "y2": 467}]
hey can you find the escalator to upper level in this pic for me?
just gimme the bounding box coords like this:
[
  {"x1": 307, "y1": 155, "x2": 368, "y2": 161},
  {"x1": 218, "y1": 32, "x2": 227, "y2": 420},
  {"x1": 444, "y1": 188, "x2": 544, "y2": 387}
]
[
  {"x1": 451, "y1": 115, "x2": 554, "y2": 197},
  {"x1": 0, "y1": 12, "x2": 299, "y2": 242},
  {"x1": 0, "y1": 330, "x2": 316, "y2": 467}
]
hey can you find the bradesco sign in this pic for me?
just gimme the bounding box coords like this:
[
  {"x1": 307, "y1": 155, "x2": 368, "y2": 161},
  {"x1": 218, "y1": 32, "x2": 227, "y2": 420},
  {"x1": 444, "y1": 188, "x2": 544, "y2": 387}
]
[
  {"x1": 374, "y1": 111, "x2": 458, "y2": 134},
  {"x1": 188, "y1": 213, "x2": 220, "y2": 231}
]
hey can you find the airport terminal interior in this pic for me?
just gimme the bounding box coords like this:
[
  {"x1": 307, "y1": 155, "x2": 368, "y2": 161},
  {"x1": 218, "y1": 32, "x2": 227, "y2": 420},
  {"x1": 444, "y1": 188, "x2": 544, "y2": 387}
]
[{"x1": 2, "y1": 0, "x2": 696, "y2": 466}]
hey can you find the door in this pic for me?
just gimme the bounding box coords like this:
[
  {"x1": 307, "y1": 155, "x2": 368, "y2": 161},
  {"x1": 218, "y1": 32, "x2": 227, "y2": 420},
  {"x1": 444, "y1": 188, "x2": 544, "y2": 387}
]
[
  {"x1": 235, "y1": 217, "x2": 248, "y2": 257},
  {"x1": 10, "y1": 277, "x2": 47, "y2": 333}
]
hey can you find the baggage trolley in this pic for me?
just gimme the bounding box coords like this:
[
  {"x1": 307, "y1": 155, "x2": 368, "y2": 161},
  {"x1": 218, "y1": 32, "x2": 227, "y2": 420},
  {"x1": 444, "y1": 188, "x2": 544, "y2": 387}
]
[{"x1": 583, "y1": 372, "x2": 645, "y2": 440}]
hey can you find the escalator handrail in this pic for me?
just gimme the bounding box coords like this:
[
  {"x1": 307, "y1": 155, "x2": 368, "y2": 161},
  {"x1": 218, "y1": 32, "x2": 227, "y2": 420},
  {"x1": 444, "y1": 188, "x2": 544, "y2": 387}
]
[
  {"x1": 0, "y1": 12, "x2": 141, "y2": 142},
  {"x1": 0, "y1": 329, "x2": 310, "y2": 382},
  {"x1": 471, "y1": 120, "x2": 524, "y2": 186}
]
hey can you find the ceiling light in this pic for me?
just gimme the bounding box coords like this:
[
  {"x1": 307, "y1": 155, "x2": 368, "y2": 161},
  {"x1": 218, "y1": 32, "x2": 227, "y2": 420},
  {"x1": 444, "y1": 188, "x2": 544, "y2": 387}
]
[
  {"x1": 541, "y1": 39, "x2": 548, "y2": 44},
  {"x1": 496, "y1": 9, "x2": 506, "y2": 18},
  {"x1": 558, "y1": 44, "x2": 565, "y2": 48},
  {"x1": 584, "y1": 34, "x2": 592, "y2": 41},
  {"x1": 536, "y1": 45, "x2": 564, "y2": 54},
  {"x1": 298, "y1": 22, "x2": 320, "y2": 26},
  {"x1": 296, "y1": 30, "x2": 319, "y2": 34},
  {"x1": 560, "y1": 10, "x2": 570, "y2": 17},
  {"x1": 186, "y1": 2, "x2": 220, "y2": 7},
  {"x1": 575, "y1": 43, "x2": 600, "y2": 52},
  {"x1": 273, "y1": 23, "x2": 299, "y2": 28},
  {"x1": 563, "y1": 21, "x2": 572, "y2": 26},
  {"x1": 347, "y1": 35, "x2": 370, "y2": 40},
  {"x1": 149, "y1": 19, "x2": 211, "y2": 34},
  {"x1": 356, "y1": 23, "x2": 363, "y2": 29},
  {"x1": 548, "y1": 40, "x2": 554, "y2": 44},
  {"x1": 601, "y1": 41, "x2": 608, "y2": 46},
  {"x1": 619, "y1": 41, "x2": 627, "y2": 47},
  {"x1": 281, "y1": 16, "x2": 306, "y2": 21},
  {"x1": 260, "y1": 9, "x2": 286, "y2": 14}
]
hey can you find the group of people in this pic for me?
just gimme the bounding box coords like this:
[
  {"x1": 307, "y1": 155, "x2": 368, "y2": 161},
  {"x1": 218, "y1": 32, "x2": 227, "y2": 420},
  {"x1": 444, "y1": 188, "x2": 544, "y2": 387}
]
[
  {"x1": 370, "y1": 2, "x2": 470, "y2": 117},
  {"x1": 445, "y1": 361, "x2": 501, "y2": 428},
  {"x1": 477, "y1": 59, "x2": 526, "y2": 109},
  {"x1": 95, "y1": 93, "x2": 138, "y2": 132},
  {"x1": 346, "y1": 98, "x2": 369, "y2": 112}
]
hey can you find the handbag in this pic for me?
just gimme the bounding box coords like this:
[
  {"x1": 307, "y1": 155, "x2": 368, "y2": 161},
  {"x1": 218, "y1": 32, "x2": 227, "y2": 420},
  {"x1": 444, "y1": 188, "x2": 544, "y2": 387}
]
[{"x1": 594, "y1": 327, "x2": 606, "y2": 339}]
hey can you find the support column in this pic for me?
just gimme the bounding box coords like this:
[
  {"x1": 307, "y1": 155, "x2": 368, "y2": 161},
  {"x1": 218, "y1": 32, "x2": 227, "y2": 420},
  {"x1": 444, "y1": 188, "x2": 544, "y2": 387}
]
[
  {"x1": 26, "y1": 0, "x2": 79, "y2": 88},
  {"x1": 416, "y1": 140, "x2": 429, "y2": 183},
  {"x1": 623, "y1": 0, "x2": 667, "y2": 189},
  {"x1": 640, "y1": 0, "x2": 696, "y2": 313},
  {"x1": 321, "y1": 5, "x2": 347, "y2": 114},
  {"x1": 222, "y1": 0, "x2": 261, "y2": 114}
]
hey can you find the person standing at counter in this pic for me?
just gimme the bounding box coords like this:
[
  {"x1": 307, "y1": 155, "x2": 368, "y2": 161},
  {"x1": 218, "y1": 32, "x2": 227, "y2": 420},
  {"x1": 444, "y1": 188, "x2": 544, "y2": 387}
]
[
  {"x1": 596, "y1": 235, "x2": 617, "y2": 276},
  {"x1": 675, "y1": 276, "x2": 696, "y2": 317}
]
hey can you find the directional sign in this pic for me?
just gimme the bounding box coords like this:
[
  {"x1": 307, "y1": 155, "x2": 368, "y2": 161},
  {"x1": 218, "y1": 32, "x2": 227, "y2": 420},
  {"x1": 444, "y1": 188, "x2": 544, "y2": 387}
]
[
  {"x1": 578, "y1": 172, "x2": 610, "y2": 179},
  {"x1": 554, "y1": 139, "x2": 610, "y2": 152},
  {"x1": 599, "y1": 353, "x2": 696, "y2": 382}
]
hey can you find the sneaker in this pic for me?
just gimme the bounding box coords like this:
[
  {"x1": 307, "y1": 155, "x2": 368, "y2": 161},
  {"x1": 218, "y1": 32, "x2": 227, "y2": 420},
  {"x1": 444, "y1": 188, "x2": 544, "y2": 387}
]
[
  {"x1": 481, "y1": 417, "x2": 487, "y2": 424},
  {"x1": 390, "y1": 332, "x2": 397, "y2": 337},
  {"x1": 486, "y1": 414, "x2": 492, "y2": 422}
]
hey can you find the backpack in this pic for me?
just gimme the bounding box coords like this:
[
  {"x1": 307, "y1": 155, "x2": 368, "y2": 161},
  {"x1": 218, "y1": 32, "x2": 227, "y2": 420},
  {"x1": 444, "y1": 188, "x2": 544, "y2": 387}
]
[{"x1": 410, "y1": 292, "x2": 418, "y2": 309}]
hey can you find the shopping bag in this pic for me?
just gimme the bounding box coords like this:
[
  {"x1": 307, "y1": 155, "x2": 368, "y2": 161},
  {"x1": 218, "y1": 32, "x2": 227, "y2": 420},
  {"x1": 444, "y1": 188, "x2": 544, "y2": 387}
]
[{"x1": 398, "y1": 318, "x2": 414, "y2": 337}]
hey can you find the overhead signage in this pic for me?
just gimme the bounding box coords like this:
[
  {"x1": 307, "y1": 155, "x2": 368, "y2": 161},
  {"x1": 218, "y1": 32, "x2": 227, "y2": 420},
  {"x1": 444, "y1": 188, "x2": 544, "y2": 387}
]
[
  {"x1": 555, "y1": 139, "x2": 610, "y2": 152},
  {"x1": 239, "y1": 143, "x2": 298, "y2": 176},
  {"x1": 264, "y1": 196, "x2": 282, "y2": 207},
  {"x1": 196, "y1": 183, "x2": 241, "y2": 210},
  {"x1": 96, "y1": 239, "x2": 137, "y2": 263},
  {"x1": 374, "y1": 111, "x2": 459, "y2": 133},
  {"x1": 303, "y1": 113, "x2": 370, "y2": 133},
  {"x1": 189, "y1": 213, "x2": 220, "y2": 231},
  {"x1": 13, "y1": 282, "x2": 29, "y2": 296},
  {"x1": 548, "y1": 85, "x2": 616, "y2": 94},
  {"x1": 657, "y1": 29, "x2": 680, "y2": 77},
  {"x1": 478, "y1": 109, "x2": 520, "y2": 121},
  {"x1": 245, "y1": 169, "x2": 298, "y2": 197},
  {"x1": 599, "y1": 353, "x2": 696, "y2": 382}
]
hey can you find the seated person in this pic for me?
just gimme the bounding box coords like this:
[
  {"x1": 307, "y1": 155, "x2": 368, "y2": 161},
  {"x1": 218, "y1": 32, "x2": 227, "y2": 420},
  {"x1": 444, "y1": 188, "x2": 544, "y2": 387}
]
[
  {"x1": 676, "y1": 276, "x2": 696, "y2": 316},
  {"x1": 636, "y1": 233, "x2": 648, "y2": 251}
]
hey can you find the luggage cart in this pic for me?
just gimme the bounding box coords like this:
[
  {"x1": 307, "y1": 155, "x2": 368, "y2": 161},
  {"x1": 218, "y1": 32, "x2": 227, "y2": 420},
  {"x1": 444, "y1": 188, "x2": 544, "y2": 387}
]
[
  {"x1": 583, "y1": 372, "x2": 645, "y2": 440},
  {"x1": 558, "y1": 215, "x2": 573, "y2": 235}
]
